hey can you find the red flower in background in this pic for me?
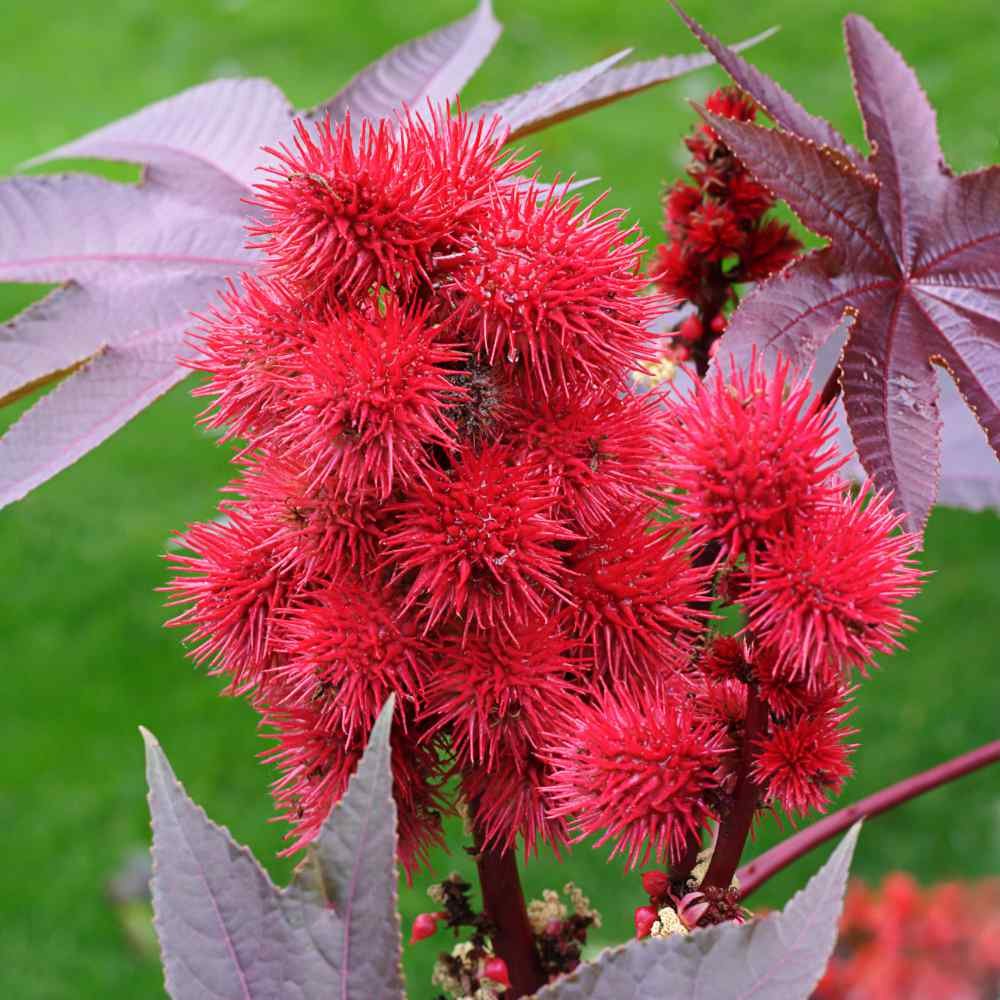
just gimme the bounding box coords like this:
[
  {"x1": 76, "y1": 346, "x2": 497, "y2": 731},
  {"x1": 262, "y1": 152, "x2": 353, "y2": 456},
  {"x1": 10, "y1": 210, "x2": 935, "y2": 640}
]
[{"x1": 818, "y1": 874, "x2": 1000, "y2": 1000}]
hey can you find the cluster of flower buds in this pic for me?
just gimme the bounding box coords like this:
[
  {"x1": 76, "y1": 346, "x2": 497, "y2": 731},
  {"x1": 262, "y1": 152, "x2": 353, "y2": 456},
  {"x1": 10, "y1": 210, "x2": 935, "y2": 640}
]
[
  {"x1": 650, "y1": 86, "x2": 802, "y2": 373},
  {"x1": 166, "y1": 95, "x2": 923, "y2": 888},
  {"x1": 633, "y1": 857, "x2": 742, "y2": 939},
  {"x1": 817, "y1": 873, "x2": 1000, "y2": 998}
]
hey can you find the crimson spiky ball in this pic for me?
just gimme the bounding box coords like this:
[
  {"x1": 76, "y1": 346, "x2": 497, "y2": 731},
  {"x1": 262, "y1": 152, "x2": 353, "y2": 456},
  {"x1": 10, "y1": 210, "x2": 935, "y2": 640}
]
[
  {"x1": 664, "y1": 353, "x2": 846, "y2": 560},
  {"x1": 405, "y1": 103, "x2": 531, "y2": 237},
  {"x1": 233, "y1": 453, "x2": 383, "y2": 584},
  {"x1": 565, "y1": 509, "x2": 710, "y2": 678},
  {"x1": 271, "y1": 300, "x2": 467, "y2": 499},
  {"x1": 423, "y1": 616, "x2": 582, "y2": 767},
  {"x1": 271, "y1": 578, "x2": 430, "y2": 740},
  {"x1": 165, "y1": 507, "x2": 295, "y2": 695},
  {"x1": 743, "y1": 487, "x2": 924, "y2": 682},
  {"x1": 446, "y1": 181, "x2": 659, "y2": 396},
  {"x1": 752, "y1": 707, "x2": 857, "y2": 818},
  {"x1": 251, "y1": 115, "x2": 450, "y2": 301},
  {"x1": 190, "y1": 274, "x2": 313, "y2": 443},
  {"x1": 511, "y1": 389, "x2": 668, "y2": 531},
  {"x1": 461, "y1": 751, "x2": 568, "y2": 858},
  {"x1": 546, "y1": 684, "x2": 726, "y2": 868},
  {"x1": 383, "y1": 444, "x2": 575, "y2": 632}
]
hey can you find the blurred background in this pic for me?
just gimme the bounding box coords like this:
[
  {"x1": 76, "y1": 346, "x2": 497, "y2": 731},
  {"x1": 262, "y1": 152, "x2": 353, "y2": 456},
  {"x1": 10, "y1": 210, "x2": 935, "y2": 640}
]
[{"x1": 1, "y1": 1, "x2": 999, "y2": 996}]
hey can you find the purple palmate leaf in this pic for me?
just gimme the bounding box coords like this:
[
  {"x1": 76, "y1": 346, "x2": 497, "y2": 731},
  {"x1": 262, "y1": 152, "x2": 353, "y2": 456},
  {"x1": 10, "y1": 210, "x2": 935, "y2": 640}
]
[
  {"x1": 143, "y1": 698, "x2": 403, "y2": 1000},
  {"x1": 814, "y1": 332, "x2": 1000, "y2": 516},
  {"x1": 24, "y1": 78, "x2": 295, "y2": 193},
  {"x1": 0, "y1": 172, "x2": 251, "y2": 507},
  {"x1": 536, "y1": 823, "x2": 861, "y2": 1000},
  {"x1": 474, "y1": 29, "x2": 779, "y2": 143},
  {"x1": 313, "y1": 0, "x2": 501, "y2": 128},
  {"x1": 677, "y1": 6, "x2": 1000, "y2": 531},
  {"x1": 1, "y1": 2, "x2": 770, "y2": 511},
  {"x1": 669, "y1": 3, "x2": 867, "y2": 172}
]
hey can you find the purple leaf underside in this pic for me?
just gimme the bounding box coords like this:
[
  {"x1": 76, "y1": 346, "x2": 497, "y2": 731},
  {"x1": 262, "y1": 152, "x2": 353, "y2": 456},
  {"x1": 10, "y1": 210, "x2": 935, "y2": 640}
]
[
  {"x1": 314, "y1": 0, "x2": 501, "y2": 127},
  {"x1": 681, "y1": 4, "x2": 1000, "y2": 530},
  {"x1": 143, "y1": 698, "x2": 402, "y2": 1000},
  {"x1": 475, "y1": 28, "x2": 777, "y2": 142},
  {"x1": 535, "y1": 823, "x2": 861, "y2": 1000}
]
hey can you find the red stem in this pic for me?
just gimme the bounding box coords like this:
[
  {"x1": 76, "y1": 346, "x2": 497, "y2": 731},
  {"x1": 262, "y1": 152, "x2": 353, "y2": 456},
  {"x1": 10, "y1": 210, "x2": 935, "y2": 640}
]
[
  {"x1": 736, "y1": 738, "x2": 1000, "y2": 900},
  {"x1": 702, "y1": 684, "x2": 768, "y2": 890},
  {"x1": 472, "y1": 821, "x2": 546, "y2": 998}
]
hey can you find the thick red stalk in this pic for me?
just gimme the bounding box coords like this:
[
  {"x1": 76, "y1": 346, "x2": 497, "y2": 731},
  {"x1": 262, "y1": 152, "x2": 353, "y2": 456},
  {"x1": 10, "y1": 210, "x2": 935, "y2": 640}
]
[
  {"x1": 736, "y1": 738, "x2": 1000, "y2": 900},
  {"x1": 472, "y1": 815, "x2": 546, "y2": 998},
  {"x1": 702, "y1": 684, "x2": 768, "y2": 890}
]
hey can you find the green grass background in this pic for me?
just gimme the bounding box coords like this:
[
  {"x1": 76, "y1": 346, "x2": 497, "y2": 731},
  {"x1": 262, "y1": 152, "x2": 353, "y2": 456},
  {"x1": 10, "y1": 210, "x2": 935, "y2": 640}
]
[{"x1": 1, "y1": 1, "x2": 999, "y2": 996}]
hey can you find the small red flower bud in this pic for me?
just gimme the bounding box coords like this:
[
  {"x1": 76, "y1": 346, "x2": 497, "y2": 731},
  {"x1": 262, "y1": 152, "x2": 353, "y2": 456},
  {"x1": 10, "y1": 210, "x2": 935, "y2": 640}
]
[
  {"x1": 483, "y1": 956, "x2": 512, "y2": 988},
  {"x1": 634, "y1": 904, "x2": 658, "y2": 939},
  {"x1": 677, "y1": 315, "x2": 703, "y2": 342},
  {"x1": 710, "y1": 313, "x2": 727, "y2": 334},
  {"x1": 409, "y1": 911, "x2": 441, "y2": 944},
  {"x1": 641, "y1": 870, "x2": 671, "y2": 900}
]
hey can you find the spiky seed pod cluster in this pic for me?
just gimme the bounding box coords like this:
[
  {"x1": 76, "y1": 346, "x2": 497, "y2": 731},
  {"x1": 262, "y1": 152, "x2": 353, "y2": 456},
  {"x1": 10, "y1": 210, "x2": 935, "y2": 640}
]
[
  {"x1": 166, "y1": 102, "x2": 705, "y2": 873},
  {"x1": 167, "y1": 98, "x2": 924, "y2": 880},
  {"x1": 658, "y1": 355, "x2": 924, "y2": 823},
  {"x1": 550, "y1": 355, "x2": 923, "y2": 871}
]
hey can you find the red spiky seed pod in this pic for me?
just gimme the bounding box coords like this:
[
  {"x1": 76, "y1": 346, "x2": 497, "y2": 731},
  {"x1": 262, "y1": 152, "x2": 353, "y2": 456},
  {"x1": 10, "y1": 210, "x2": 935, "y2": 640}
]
[
  {"x1": 445, "y1": 180, "x2": 660, "y2": 397},
  {"x1": 546, "y1": 683, "x2": 726, "y2": 869},
  {"x1": 189, "y1": 274, "x2": 314, "y2": 443},
  {"x1": 268, "y1": 300, "x2": 467, "y2": 500},
  {"x1": 233, "y1": 454, "x2": 383, "y2": 583},
  {"x1": 461, "y1": 750, "x2": 569, "y2": 858},
  {"x1": 405, "y1": 103, "x2": 532, "y2": 247},
  {"x1": 270, "y1": 577, "x2": 431, "y2": 740},
  {"x1": 164, "y1": 506, "x2": 296, "y2": 695},
  {"x1": 423, "y1": 615, "x2": 583, "y2": 767},
  {"x1": 752, "y1": 706, "x2": 858, "y2": 818},
  {"x1": 510, "y1": 388, "x2": 668, "y2": 531},
  {"x1": 250, "y1": 115, "x2": 450, "y2": 302},
  {"x1": 383, "y1": 444, "x2": 575, "y2": 633},
  {"x1": 664, "y1": 353, "x2": 847, "y2": 561},
  {"x1": 742, "y1": 487, "x2": 925, "y2": 683},
  {"x1": 564, "y1": 509, "x2": 711, "y2": 678}
]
